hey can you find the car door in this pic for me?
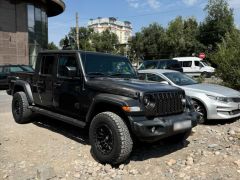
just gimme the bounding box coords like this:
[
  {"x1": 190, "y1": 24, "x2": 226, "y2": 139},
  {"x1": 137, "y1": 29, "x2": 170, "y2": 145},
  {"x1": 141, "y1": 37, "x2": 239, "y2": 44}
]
[
  {"x1": 193, "y1": 61, "x2": 201, "y2": 76},
  {"x1": 53, "y1": 54, "x2": 84, "y2": 118},
  {"x1": 182, "y1": 61, "x2": 194, "y2": 76},
  {"x1": 34, "y1": 54, "x2": 56, "y2": 108}
]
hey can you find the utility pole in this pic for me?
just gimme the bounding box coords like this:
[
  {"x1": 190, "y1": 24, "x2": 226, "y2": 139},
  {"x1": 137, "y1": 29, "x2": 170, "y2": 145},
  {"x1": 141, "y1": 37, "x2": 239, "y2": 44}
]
[{"x1": 76, "y1": 12, "x2": 80, "y2": 50}]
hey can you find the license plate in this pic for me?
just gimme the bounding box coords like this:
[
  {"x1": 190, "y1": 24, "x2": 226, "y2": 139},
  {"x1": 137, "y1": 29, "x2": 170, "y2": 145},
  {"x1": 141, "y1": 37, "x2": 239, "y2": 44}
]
[{"x1": 174, "y1": 120, "x2": 192, "y2": 131}]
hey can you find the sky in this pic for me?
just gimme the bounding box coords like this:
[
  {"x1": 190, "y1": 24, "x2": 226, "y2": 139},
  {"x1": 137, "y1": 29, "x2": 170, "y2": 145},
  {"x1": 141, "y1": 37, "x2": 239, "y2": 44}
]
[{"x1": 48, "y1": 0, "x2": 240, "y2": 46}]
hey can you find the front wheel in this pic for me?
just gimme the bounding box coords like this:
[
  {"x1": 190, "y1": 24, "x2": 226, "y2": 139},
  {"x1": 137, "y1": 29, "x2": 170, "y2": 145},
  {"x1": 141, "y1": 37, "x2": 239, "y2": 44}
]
[
  {"x1": 89, "y1": 112, "x2": 133, "y2": 165},
  {"x1": 192, "y1": 99, "x2": 207, "y2": 124}
]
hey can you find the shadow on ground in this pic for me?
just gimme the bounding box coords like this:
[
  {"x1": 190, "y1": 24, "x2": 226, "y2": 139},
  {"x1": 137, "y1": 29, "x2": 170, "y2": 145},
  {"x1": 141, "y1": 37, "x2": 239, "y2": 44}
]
[
  {"x1": 32, "y1": 115, "x2": 189, "y2": 164},
  {"x1": 205, "y1": 118, "x2": 238, "y2": 126}
]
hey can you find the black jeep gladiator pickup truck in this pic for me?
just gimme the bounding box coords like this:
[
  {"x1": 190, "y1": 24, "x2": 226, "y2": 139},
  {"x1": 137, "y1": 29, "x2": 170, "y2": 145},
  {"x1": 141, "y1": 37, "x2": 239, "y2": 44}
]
[{"x1": 7, "y1": 50, "x2": 199, "y2": 165}]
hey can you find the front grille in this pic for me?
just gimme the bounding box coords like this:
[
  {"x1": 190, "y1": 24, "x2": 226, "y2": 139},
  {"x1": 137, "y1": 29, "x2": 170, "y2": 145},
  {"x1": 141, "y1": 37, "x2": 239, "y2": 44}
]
[
  {"x1": 144, "y1": 91, "x2": 184, "y2": 117},
  {"x1": 232, "y1": 97, "x2": 240, "y2": 103}
]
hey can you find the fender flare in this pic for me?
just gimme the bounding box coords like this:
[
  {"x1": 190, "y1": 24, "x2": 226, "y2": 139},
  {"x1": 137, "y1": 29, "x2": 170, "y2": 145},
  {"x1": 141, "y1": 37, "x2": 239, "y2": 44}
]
[
  {"x1": 85, "y1": 93, "x2": 135, "y2": 123},
  {"x1": 13, "y1": 80, "x2": 34, "y2": 105}
]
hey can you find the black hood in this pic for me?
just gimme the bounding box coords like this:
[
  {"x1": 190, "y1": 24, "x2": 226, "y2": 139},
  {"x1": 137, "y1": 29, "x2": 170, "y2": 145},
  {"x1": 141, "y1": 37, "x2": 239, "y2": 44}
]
[{"x1": 86, "y1": 77, "x2": 182, "y2": 98}]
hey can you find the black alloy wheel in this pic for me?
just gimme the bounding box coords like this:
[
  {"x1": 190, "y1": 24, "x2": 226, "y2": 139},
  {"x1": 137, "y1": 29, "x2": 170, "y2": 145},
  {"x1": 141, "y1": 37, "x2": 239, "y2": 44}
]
[{"x1": 95, "y1": 124, "x2": 114, "y2": 155}]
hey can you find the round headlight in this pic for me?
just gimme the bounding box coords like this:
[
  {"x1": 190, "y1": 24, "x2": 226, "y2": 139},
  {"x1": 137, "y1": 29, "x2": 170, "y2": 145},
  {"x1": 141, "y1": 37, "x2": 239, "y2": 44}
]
[{"x1": 143, "y1": 95, "x2": 156, "y2": 109}]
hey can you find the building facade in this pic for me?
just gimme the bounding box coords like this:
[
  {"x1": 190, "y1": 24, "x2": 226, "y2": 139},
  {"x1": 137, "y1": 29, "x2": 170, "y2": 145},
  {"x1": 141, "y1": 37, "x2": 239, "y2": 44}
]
[
  {"x1": 88, "y1": 17, "x2": 132, "y2": 45},
  {"x1": 0, "y1": 0, "x2": 65, "y2": 66}
]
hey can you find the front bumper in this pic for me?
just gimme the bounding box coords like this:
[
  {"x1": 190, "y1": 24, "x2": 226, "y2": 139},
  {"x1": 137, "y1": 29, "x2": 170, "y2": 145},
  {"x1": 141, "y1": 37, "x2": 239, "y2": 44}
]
[
  {"x1": 128, "y1": 112, "x2": 199, "y2": 142},
  {"x1": 207, "y1": 100, "x2": 240, "y2": 120}
]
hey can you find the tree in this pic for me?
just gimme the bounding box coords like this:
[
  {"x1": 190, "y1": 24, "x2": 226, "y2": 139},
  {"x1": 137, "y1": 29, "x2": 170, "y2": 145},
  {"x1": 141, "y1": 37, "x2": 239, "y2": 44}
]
[
  {"x1": 211, "y1": 29, "x2": 240, "y2": 90},
  {"x1": 91, "y1": 29, "x2": 119, "y2": 53},
  {"x1": 47, "y1": 42, "x2": 59, "y2": 50},
  {"x1": 198, "y1": 0, "x2": 234, "y2": 50}
]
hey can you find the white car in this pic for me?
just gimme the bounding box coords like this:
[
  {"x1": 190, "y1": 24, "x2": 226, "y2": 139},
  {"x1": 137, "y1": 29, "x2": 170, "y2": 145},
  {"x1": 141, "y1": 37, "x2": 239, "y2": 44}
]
[
  {"x1": 173, "y1": 57, "x2": 215, "y2": 77},
  {"x1": 138, "y1": 69, "x2": 240, "y2": 123}
]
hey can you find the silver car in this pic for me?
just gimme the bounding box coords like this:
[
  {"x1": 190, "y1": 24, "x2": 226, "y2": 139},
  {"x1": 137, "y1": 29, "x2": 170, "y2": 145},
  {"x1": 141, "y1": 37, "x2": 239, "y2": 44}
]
[{"x1": 138, "y1": 69, "x2": 240, "y2": 123}]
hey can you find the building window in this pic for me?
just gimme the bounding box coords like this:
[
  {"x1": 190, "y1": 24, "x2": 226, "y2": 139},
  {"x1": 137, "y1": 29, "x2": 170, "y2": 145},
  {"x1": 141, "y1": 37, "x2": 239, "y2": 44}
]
[{"x1": 27, "y1": 4, "x2": 48, "y2": 67}]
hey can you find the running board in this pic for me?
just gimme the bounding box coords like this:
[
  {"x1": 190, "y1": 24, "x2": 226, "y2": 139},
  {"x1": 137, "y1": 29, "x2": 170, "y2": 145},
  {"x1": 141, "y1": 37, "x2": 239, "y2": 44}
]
[{"x1": 29, "y1": 106, "x2": 86, "y2": 128}]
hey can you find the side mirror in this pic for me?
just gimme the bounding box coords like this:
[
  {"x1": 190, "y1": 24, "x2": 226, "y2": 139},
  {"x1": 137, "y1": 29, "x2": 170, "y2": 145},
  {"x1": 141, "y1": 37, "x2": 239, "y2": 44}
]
[
  {"x1": 161, "y1": 81, "x2": 169, "y2": 85},
  {"x1": 66, "y1": 66, "x2": 77, "y2": 78}
]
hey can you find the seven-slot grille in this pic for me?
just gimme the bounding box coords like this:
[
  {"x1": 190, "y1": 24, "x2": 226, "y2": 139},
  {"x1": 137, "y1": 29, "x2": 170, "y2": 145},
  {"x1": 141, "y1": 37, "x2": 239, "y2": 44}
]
[{"x1": 144, "y1": 91, "x2": 184, "y2": 117}]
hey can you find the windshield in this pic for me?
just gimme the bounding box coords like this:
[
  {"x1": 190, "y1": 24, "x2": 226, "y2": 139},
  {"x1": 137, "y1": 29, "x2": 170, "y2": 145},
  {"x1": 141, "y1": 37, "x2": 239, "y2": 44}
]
[
  {"x1": 81, "y1": 53, "x2": 137, "y2": 78},
  {"x1": 201, "y1": 61, "x2": 209, "y2": 66},
  {"x1": 163, "y1": 72, "x2": 198, "y2": 86},
  {"x1": 21, "y1": 66, "x2": 34, "y2": 72}
]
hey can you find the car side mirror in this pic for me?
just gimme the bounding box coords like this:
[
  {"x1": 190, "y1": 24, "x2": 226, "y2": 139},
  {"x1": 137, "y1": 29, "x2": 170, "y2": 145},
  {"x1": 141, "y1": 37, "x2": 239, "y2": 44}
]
[
  {"x1": 161, "y1": 81, "x2": 169, "y2": 85},
  {"x1": 66, "y1": 66, "x2": 77, "y2": 78}
]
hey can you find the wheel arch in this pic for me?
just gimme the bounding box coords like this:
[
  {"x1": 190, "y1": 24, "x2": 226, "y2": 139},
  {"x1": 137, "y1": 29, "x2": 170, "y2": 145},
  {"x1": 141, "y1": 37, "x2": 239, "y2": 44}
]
[{"x1": 13, "y1": 80, "x2": 34, "y2": 105}]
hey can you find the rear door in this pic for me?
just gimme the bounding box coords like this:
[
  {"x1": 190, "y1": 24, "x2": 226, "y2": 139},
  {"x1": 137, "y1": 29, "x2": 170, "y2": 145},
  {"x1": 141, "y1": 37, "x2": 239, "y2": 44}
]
[
  {"x1": 182, "y1": 61, "x2": 194, "y2": 75},
  {"x1": 34, "y1": 54, "x2": 57, "y2": 108}
]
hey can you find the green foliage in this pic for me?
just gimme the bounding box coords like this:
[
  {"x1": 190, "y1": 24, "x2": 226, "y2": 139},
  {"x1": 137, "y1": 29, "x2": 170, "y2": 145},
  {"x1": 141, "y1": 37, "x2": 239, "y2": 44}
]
[
  {"x1": 47, "y1": 42, "x2": 59, "y2": 50},
  {"x1": 198, "y1": 0, "x2": 234, "y2": 50},
  {"x1": 59, "y1": 27, "x2": 119, "y2": 54},
  {"x1": 211, "y1": 30, "x2": 240, "y2": 90},
  {"x1": 129, "y1": 17, "x2": 204, "y2": 60}
]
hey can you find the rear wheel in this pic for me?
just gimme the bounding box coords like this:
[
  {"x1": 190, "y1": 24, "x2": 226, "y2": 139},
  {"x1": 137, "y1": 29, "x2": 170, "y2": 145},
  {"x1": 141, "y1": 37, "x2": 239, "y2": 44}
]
[
  {"x1": 89, "y1": 112, "x2": 133, "y2": 165},
  {"x1": 12, "y1": 92, "x2": 33, "y2": 124},
  {"x1": 192, "y1": 99, "x2": 207, "y2": 124}
]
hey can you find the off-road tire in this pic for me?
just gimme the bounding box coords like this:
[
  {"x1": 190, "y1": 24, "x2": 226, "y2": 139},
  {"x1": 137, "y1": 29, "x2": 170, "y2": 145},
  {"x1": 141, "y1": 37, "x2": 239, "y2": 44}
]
[
  {"x1": 165, "y1": 129, "x2": 192, "y2": 144},
  {"x1": 89, "y1": 112, "x2": 133, "y2": 165},
  {"x1": 12, "y1": 92, "x2": 32, "y2": 124}
]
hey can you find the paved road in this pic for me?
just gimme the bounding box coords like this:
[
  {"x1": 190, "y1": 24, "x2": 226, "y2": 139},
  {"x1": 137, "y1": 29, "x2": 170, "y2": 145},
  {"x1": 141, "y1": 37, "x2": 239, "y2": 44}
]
[{"x1": 0, "y1": 90, "x2": 11, "y2": 114}]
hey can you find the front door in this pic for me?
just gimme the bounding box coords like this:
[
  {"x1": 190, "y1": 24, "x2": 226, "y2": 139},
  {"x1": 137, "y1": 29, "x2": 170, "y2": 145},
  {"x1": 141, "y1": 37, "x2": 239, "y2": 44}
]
[{"x1": 53, "y1": 54, "x2": 84, "y2": 118}]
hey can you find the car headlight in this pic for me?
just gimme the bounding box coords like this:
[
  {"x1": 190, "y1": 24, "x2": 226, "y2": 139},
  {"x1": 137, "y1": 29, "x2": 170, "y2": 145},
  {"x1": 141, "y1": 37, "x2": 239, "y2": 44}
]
[
  {"x1": 143, "y1": 95, "x2": 156, "y2": 109},
  {"x1": 207, "y1": 95, "x2": 232, "y2": 103}
]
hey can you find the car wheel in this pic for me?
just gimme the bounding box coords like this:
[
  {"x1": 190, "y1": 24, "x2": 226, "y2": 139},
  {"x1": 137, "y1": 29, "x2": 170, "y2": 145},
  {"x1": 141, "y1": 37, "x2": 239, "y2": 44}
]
[
  {"x1": 12, "y1": 92, "x2": 33, "y2": 124},
  {"x1": 164, "y1": 130, "x2": 192, "y2": 144},
  {"x1": 89, "y1": 112, "x2": 133, "y2": 165},
  {"x1": 192, "y1": 99, "x2": 207, "y2": 124}
]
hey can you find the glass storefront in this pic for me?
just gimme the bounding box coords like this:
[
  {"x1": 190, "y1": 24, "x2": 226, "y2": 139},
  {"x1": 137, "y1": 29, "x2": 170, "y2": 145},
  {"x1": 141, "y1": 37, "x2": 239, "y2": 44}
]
[{"x1": 27, "y1": 4, "x2": 48, "y2": 68}]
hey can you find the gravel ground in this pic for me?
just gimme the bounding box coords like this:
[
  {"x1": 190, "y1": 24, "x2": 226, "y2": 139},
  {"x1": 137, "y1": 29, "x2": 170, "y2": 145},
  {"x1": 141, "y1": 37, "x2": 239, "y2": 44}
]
[{"x1": 0, "y1": 91, "x2": 240, "y2": 180}]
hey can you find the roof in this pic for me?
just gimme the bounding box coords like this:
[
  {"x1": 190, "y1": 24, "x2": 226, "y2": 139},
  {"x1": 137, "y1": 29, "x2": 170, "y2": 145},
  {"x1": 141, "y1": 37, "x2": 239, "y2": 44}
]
[
  {"x1": 138, "y1": 69, "x2": 178, "y2": 74},
  {"x1": 39, "y1": 50, "x2": 128, "y2": 58},
  {"x1": 41, "y1": 0, "x2": 65, "y2": 17},
  {"x1": 173, "y1": 57, "x2": 202, "y2": 61}
]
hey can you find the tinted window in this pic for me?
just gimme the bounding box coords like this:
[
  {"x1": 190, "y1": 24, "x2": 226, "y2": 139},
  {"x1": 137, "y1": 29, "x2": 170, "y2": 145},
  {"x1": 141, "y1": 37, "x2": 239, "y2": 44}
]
[
  {"x1": 182, "y1": 61, "x2": 192, "y2": 67},
  {"x1": 58, "y1": 55, "x2": 78, "y2": 77},
  {"x1": 41, "y1": 56, "x2": 55, "y2": 75},
  {"x1": 81, "y1": 53, "x2": 136, "y2": 78},
  {"x1": 21, "y1": 66, "x2": 34, "y2": 72},
  {"x1": 10, "y1": 67, "x2": 24, "y2": 72},
  {"x1": 166, "y1": 61, "x2": 181, "y2": 68},
  {"x1": 0, "y1": 67, "x2": 3, "y2": 73},
  {"x1": 139, "y1": 61, "x2": 158, "y2": 70},
  {"x1": 146, "y1": 74, "x2": 165, "y2": 82},
  {"x1": 138, "y1": 73, "x2": 146, "y2": 80},
  {"x1": 194, "y1": 61, "x2": 200, "y2": 66},
  {"x1": 163, "y1": 72, "x2": 198, "y2": 86}
]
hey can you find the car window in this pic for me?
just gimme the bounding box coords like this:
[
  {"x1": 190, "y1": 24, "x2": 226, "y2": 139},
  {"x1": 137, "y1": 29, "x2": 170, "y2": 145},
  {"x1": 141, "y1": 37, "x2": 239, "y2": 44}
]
[
  {"x1": 166, "y1": 61, "x2": 181, "y2": 68},
  {"x1": 41, "y1": 55, "x2": 55, "y2": 75},
  {"x1": 182, "y1": 61, "x2": 192, "y2": 67},
  {"x1": 10, "y1": 66, "x2": 24, "y2": 72},
  {"x1": 138, "y1": 73, "x2": 147, "y2": 80},
  {"x1": 58, "y1": 55, "x2": 78, "y2": 77},
  {"x1": 146, "y1": 73, "x2": 165, "y2": 82},
  {"x1": 163, "y1": 72, "x2": 198, "y2": 86},
  {"x1": 21, "y1": 65, "x2": 34, "y2": 72},
  {"x1": 194, "y1": 61, "x2": 200, "y2": 67},
  {"x1": 139, "y1": 61, "x2": 158, "y2": 70},
  {"x1": 158, "y1": 61, "x2": 167, "y2": 69}
]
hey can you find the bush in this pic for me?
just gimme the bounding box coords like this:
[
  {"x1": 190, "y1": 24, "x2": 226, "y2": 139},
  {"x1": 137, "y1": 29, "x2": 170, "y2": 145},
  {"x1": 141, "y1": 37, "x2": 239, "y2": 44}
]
[{"x1": 211, "y1": 30, "x2": 240, "y2": 90}]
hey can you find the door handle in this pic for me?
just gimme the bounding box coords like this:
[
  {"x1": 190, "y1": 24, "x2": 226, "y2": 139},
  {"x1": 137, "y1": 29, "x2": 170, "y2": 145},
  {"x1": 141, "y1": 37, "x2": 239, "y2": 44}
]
[{"x1": 54, "y1": 82, "x2": 62, "y2": 87}]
